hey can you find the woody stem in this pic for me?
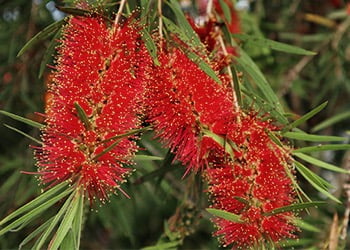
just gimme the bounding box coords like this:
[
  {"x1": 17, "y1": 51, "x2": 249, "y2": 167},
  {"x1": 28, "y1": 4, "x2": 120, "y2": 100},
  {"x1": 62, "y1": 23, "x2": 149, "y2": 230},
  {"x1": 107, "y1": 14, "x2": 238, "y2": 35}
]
[
  {"x1": 158, "y1": 0, "x2": 163, "y2": 39},
  {"x1": 114, "y1": 0, "x2": 127, "y2": 27}
]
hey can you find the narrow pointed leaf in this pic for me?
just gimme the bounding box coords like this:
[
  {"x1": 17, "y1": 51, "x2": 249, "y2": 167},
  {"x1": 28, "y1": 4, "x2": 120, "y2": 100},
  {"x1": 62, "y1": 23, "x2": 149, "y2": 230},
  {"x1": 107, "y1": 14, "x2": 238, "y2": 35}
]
[
  {"x1": 219, "y1": 0, "x2": 232, "y2": 23},
  {"x1": 35, "y1": 191, "x2": 75, "y2": 250},
  {"x1": 19, "y1": 217, "x2": 54, "y2": 249},
  {"x1": 134, "y1": 155, "x2": 163, "y2": 161},
  {"x1": 4, "y1": 124, "x2": 42, "y2": 145},
  {"x1": 17, "y1": 19, "x2": 65, "y2": 57},
  {"x1": 294, "y1": 144, "x2": 350, "y2": 153},
  {"x1": 39, "y1": 30, "x2": 60, "y2": 78},
  {"x1": 100, "y1": 126, "x2": 150, "y2": 144},
  {"x1": 49, "y1": 192, "x2": 82, "y2": 250},
  {"x1": 0, "y1": 181, "x2": 68, "y2": 226},
  {"x1": 72, "y1": 192, "x2": 84, "y2": 250},
  {"x1": 234, "y1": 34, "x2": 316, "y2": 55},
  {"x1": 236, "y1": 50, "x2": 284, "y2": 114},
  {"x1": 293, "y1": 152, "x2": 349, "y2": 173},
  {"x1": 0, "y1": 110, "x2": 44, "y2": 128},
  {"x1": 263, "y1": 201, "x2": 326, "y2": 216},
  {"x1": 166, "y1": 0, "x2": 202, "y2": 47},
  {"x1": 295, "y1": 219, "x2": 321, "y2": 233},
  {"x1": 286, "y1": 101, "x2": 328, "y2": 131},
  {"x1": 284, "y1": 131, "x2": 345, "y2": 142},
  {"x1": 0, "y1": 188, "x2": 73, "y2": 236},
  {"x1": 203, "y1": 129, "x2": 235, "y2": 159},
  {"x1": 206, "y1": 208, "x2": 242, "y2": 223},
  {"x1": 185, "y1": 50, "x2": 222, "y2": 84},
  {"x1": 141, "y1": 29, "x2": 160, "y2": 66},
  {"x1": 231, "y1": 66, "x2": 243, "y2": 107},
  {"x1": 74, "y1": 102, "x2": 91, "y2": 130},
  {"x1": 311, "y1": 111, "x2": 350, "y2": 132},
  {"x1": 295, "y1": 161, "x2": 340, "y2": 203}
]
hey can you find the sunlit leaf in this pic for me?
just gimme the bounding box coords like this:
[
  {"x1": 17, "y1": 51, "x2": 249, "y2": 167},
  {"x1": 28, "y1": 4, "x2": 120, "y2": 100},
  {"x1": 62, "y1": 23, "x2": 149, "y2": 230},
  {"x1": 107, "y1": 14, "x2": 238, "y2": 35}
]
[
  {"x1": 206, "y1": 208, "x2": 242, "y2": 223},
  {"x1": 0, "y1": 110, "x2": 44, "y2": 128},
  {"x1": 234, "y1": 34, "x2": 317, "y2": 55},
  {"x1": 203, "y1": 129, "x2": 235, "y2": 159},
  {"x1": 134, "y1": 155, "x2": 163, "y2": 161},
  {"x1": 263, "y1": 201, "x2": 326, "y2": 216},
  {"x1": 284, "y1": 131, "x2": 345, "y2": 142},
  {"x1": 0, "y1": 182, "x2": 68, "y2": 226},
  {"x1": 294, "y1": 144, "x2": 350, "y2": 153},
  {"x1": 285, "y1": 101, "x2": 328, "y2": 131},
  {"x1": 48, "y1": 191, "x2": 82, "y2": 250},
  {"x1": 35, "y1": 191, "x2": 75, "y2": 250},
  {"x1": 293, "y1": 152, "x2": 349, "y2": 173},
  {"x1": 295, "y1": 161, "x2": 340, "y2": 203}
]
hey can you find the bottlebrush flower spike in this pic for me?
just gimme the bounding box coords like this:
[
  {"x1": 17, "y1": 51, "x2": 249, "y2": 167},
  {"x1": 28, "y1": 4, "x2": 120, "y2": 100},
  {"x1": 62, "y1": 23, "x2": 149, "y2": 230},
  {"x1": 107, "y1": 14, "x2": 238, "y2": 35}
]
[
  {"x1": 206, "y1": 113, "x2": 298, "y2": 248},
  {"x1": 35, "y1": 16, "x2": 147, "y2": 203},
  {"x1": 145, "y1": 47, "x2": 236, "y2": 172}
]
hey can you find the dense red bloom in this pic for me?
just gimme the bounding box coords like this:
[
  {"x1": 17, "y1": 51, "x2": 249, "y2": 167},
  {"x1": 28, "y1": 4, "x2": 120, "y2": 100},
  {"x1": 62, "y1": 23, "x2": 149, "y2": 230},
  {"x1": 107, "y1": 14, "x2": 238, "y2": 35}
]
[
  {"x1": 145, "y1": 47, "x2": 236, "y2": 172},
  {"x1": 206, "y1": 113, "x2": 297, "y2": 248},
  {"x1": 35, "y1": 16, "x2": 147, "y2": 202}
]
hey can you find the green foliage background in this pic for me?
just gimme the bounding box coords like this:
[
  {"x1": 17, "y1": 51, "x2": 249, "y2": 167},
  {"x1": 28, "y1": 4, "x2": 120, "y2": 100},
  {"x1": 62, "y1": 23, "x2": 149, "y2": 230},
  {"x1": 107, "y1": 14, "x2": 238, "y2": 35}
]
[{"x1": 0, "y1": 0, "x2": 349, "y2": 249}]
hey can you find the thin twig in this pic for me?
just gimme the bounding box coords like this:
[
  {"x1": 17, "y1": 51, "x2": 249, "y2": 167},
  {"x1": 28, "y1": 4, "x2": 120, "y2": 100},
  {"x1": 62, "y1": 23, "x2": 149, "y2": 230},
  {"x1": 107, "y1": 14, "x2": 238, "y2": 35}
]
[
  {"x1": 158, "y1": 0, "x2": 163, "y2": 39},
  {"x1": 340, "y1": 151, "x2": 350, "y2": 240},
  {"x1": 217, "y1": 33, "x2": 240, "y2": 113},
  {"x1": 114, "y1": 0, "x2": 127, "y2": 29},
  {"x1": 206, "y1": 0, "x2": 214, "y2": 18}
]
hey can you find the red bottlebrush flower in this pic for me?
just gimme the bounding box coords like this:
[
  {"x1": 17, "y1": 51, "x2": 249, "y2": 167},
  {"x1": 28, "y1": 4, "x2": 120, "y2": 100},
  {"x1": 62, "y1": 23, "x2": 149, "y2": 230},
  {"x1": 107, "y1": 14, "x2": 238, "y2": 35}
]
[
  {"x1": 206, "y1": 113, "x2": 297, "y2": 248},
  {"x1": 35, "y1": 16, "x2": 147, "y2": 203},
  {"x1": 145, "y1": 47, "x2": 236, "y2": 172}
]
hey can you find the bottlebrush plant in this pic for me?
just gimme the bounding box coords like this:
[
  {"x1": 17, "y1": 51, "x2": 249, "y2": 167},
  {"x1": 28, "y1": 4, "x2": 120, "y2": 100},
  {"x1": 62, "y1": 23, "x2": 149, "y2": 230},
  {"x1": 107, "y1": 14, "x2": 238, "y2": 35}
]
[{"x1": 0, "y1": 0, "x2": 350, "y2": 249}]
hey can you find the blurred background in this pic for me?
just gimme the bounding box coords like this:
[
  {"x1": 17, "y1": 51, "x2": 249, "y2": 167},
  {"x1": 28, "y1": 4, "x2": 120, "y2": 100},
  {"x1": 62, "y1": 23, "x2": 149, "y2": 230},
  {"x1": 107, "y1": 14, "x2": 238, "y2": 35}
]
[{"x1": 0, "y1": 0, "x2": 350, "y2": 249}]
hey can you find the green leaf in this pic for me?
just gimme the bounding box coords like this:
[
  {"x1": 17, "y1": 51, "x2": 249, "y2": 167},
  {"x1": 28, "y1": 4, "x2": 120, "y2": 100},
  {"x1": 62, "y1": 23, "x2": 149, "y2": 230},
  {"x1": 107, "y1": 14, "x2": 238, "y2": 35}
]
[
  {"x1": 134, "y1": 155, "x2": 163, "y2": 161},
  {"x1": 286, "y1": 101, "x2": 328, "y2": 131},
  {"x1": 311, "y1": 111, "x2": 350, "y2": 132},
  {"x1": 203, "y1": 129, "x2": 235, "y2": 159},
  {"x1": 234, "y1": 34, "x2": 317, "y2": 55},
  {"x1": 141, "y1": 29, "x2": 160, "y2": 66},
  {"x1": 0, "y1": 187, "x2": 73, "y2": 236},
  {"x1": 74, "y1": 102, "x2": 91, "y2": 130},
  {"x1": 206, "y1": 208, "x2": 242, "y2": 223},
  {"x1": 35, "y1": 191, "x2": 75, "y2": 250},
  {"x1": 55, "y1": 6, "x2": 90, "y2": 16},
  {"x1": 294, "y1": 144, "x2": 350, "y2": 153},
  {"x1": 236, "y1": 49, "x2": 284, "y2": 115},
  {"x1": 295, "y1": 219, "x2": 321, "y2": 233},
  {"x1": 142, "y1": 241, "x2": 181, "y2": 250},
  {"x1": 231, "y1": 66, "x2": 243, "y2": 107},
  {"x1": 166, "y1": 0, "x2": 202, "y2": 47},
  {"x1": 100, "y1": 126, "x2": 151, "y2": 144},
  {"x1": 0, "y1": 110, "x2": 44, "y2": 128},
  {"x1": 39, "y1": 30, "x2": 61, "y2": 78},
  {"x1": 72, "y1": 192, "x2": 84, "y2": 250},
  {"x1": 185, "y1": 50, "x2": 222, "y2": 84},
  {"x1": 17, "y1": 19, "x2": 65, "y2": 57},
  {"x1": 19, "y1": 217, "x2": 54, "y2": 249},
  {"x1": 218, "y1": 0, "x2": 232, "y2": 23},
  {"x1": 279, "y1": 238, "x2": 314, "y2": 248},
  {"x1": 0, "y1": 181, "x2": 68, "y2": 226},
  {"x1": 241, "y1": 88, "x2": 288, "y2": 124},
  {"x1": 293, "y1": 152, "x2": 349, "y2": 173},
  {"x1": 284, "y1": 131, "x2": 345, "y2": 142},
  {"x1": 4, "y1": 124, "x2": 42, "y2": 145},
  {"x1": 162, "y1": 17, "x2": 221, "y2": 84},
  {"x1": 263, "y1": 201, "x2": 326, "y2": 216},
  {"x1": 48, "y1": 192, "x2": 82, "y2": 250},
  {"x1": 295, "y1": 161, "x2": 341, "y2": 203}
]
